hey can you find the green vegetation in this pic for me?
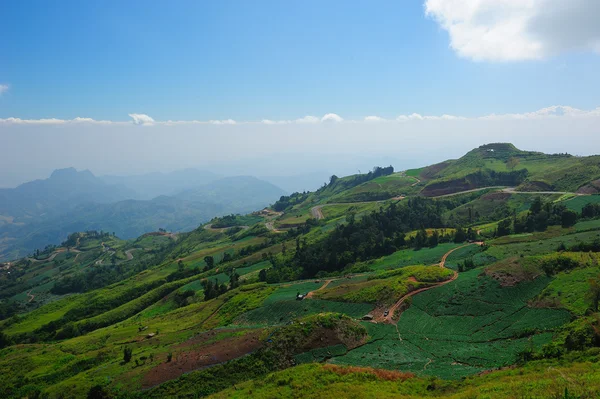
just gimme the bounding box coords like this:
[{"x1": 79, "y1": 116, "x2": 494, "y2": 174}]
[
  {"x1": 315, "y1": 265, "x2": 452, "y2": 305},
  {"x1": 2, "y1": 144, "x2": 600, "y2": 398}
]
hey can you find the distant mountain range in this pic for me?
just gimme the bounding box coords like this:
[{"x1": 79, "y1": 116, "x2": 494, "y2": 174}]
[
  {"x1": 100, "y1": 169, "x2": 222, "y2": 200},
  {"x1": 0, "y1": 168, "x2": 286, "y2": 260}
]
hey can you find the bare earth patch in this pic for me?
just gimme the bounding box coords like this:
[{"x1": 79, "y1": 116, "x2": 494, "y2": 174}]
[
  {"x1": 141, "y1": 329, "x2": 264, "y2": 389},
  {"x1": 484, "y1": 257, "x2": 542, "y2": 287}
]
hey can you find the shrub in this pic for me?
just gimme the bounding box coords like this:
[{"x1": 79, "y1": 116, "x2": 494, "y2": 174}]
[{"x1": 123, "y1": 347, "x2": 132, "y2": 363}]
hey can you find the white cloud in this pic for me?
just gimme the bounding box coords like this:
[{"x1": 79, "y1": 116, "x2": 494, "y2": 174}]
[
  {"x1": 128, "y1": 113, "x2": 155, "y2": 126},
  {"x1": 425, "y1": 0, "x2": 600, "y2": 61},
  {"x1": 209, "y1": 119, "x2": 236, "y2": 125},
  {"x1": 0, "y1": 84, "x2": 8, "y2": 96},
  {"x1": 0, "y1": 116, "x2": 126, "y2": 125},
  {"x1": 364, "y1": 116, "x2": 387, "y2": 122},
  {"x1": 480, "y1": 105, "x2": 600, "y2": 120},
  {"x1": 1, "y1": 106, "x2": 599, "y2": 127},
  {"x1": 321, "y1": 113, "x2": 343, "y2": 123},
  {"x1": 396, "y1": 113, "x2": 425, "y2": 121},
  {"x1": 261, "y1": 119, "x2": 292, "y2": 125},
  {"x1": 295, "y1": 115, "x2": 320, "y2": 124}
]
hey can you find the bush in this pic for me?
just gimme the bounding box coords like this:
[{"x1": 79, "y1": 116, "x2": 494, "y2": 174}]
[
  {"x1": 123, "y1": 347, "x2": 132, "y2": 363},
  {"x1": 541, "y1": 256, "x2": 580, "y2": 276},
  {"x1": 87, "y1": 385, "x2": 112, "y2": 399}
]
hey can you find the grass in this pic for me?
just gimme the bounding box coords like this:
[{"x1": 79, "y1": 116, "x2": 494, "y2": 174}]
[
  {"x1": 315, "y1": 265, "x2": 453, "y2": 305},
  {"x1": 328, "y1": 174, "x2": 416, "y2": 203},
  {"x1": 563, "y1": 195, "x2": 600, "y2": 212},
  {"x1": 443, "y1": 244, "x2": 485, "y2": 270},
  {"x1": 487, "y1": 230, "x2": 600, "y2": 261},
  {"x1": 234, "y1": 300, "x2": 373, "y2": 326},
  {"x1": 209, "y1": 357, "x2": 600, "y2": 399},
  {"x1": 359, "y1": 243, "x2": 464, "y2": 271}
]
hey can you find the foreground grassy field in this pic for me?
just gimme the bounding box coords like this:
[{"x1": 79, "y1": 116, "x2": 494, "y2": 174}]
[{"x1": 210, "y1": 358, "x2": 600, "y2": 399}]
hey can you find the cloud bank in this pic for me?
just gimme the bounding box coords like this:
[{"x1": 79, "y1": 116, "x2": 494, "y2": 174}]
[
  {"x1": 425, "y1": 0, "x2": 600, "y2": 61},
  {"x1": 0, "y1": 84, "x2": 8, "y2": 96},
  {"x1": 1, "y1": 105, "x2": 600, "y2": 188},
  {"x1": 2, "y1": 106, "x2": 600, "y2": 126}
]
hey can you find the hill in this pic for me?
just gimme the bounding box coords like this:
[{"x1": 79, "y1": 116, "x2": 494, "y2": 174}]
[
  {"x1": 100, "y1": 169, "x2": 221, "y2": 200},
  {"x1": 2, "y1": 143, "x2": 600, "y2": 398},
  {"x1": 408, "y1": 143, "x2": 600, "y2": 196},
  {"x1": 0, "y1": 172, "x2": 286, "y2": 261}
]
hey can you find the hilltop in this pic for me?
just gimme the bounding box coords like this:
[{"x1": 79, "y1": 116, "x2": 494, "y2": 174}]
[
  {"x1": 1, "y1": 143, "x2": 600, "y2": 398},
  {"x1": 408, "y1": 143, "x2": 600, "y2": 196}
]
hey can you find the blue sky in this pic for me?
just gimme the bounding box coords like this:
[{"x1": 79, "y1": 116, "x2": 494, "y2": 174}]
[
  {"x1": 1, "y1": 1, "x2": 600, "y2": 187},
  {"x1": 1, "y1": 0, "x2": 599, "y2": 121}
]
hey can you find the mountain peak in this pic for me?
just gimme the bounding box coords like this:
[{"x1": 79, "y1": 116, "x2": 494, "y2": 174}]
[
  {"x1": 50, "y1": 168, "x2": 95, "y2": 181},
  {"x1": 462, "y1": 143, "x2": 527, "y2": 161}
]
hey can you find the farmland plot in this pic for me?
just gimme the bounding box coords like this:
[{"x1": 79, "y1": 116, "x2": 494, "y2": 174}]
[{"x1": 330, "y1": 269, "x2": 570, "y2": 379}]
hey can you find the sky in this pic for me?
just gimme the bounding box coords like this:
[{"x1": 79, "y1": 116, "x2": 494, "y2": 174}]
[{"x1": 1, "y1": 0, "x2": 600, "y2": 187}]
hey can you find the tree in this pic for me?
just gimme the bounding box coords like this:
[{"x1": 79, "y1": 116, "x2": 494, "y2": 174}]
[
  {"x1": 178, "y1": 260, "x2": 184, "y2": 272},
  {"x1": 0, "y1": 330, "x2": 12, "y2": 349},
  {"x1": 87, "y1": 385, "x2": 111, "y2": 399},
  {"x1": 530, "y1": 197, "x2": 543, "y2": 215},
  {"x1": 428, "y1": 230, "x2": 439, "y2": 248},
  {"x1": 454, "y1": 227, "x2": 467, "y2": 243},
  {"x1": 123, "y1": 347, "x2": 133, "y2": 363},
  {"x1": 258, "y1": 269, "x2": 267, "y2": 282},
  {"x1": 496, "y1": 218, "x2": 512, "y2": 237},
  {"x1": 414, "y1": 229, "x2": 428, "y2": 250},
  {"x1": 588, "y1": 275, "x2": 600, "y2": 312},
  {"x1": 561, "y1": 209, "x2": 578, "y2": 228},
  {"x1": 506, "y1": 157, "x2": 520, "y2": 170},
  {"x1": 229, "y1": 270, "x2": 240, "y2": 289},
  {"x1": 204, "y1": 256, "x2": 214, "y2": 269}
]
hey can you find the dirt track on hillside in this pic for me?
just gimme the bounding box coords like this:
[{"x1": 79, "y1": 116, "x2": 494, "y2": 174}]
[
  {"x1": 381, "y1": 242, "x2": 482, "y2": 323},
  {"x1": 310, "y1": 197, "x2": 404, "y2": 221},
  {"x1": 305, "y1": 279, "x2": 333, "y2": 299},
  {"x1": 26, "y1": 290, "x2": 35, "y2": 303}
]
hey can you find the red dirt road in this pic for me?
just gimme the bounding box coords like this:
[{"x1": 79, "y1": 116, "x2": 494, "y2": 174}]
[
  {"x1": 305, "y1": 279, "x2": 333, "y2": 299},
  {"x1": 382, "y1": 242, "x2": 482, "y2": 323}
]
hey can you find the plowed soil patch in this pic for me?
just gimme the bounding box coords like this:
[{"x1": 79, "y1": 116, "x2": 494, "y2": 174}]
[{"x1": 142, "y1": 329, "x2": 264, "y2": 389}]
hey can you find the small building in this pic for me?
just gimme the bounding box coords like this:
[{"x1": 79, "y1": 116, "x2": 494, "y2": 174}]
[
  {"x1": 296, "y1": 294, "x2": 305, "y2": 301},
  {"x1": 362, "y1": 314, "x2": 374, "y2": 321}
]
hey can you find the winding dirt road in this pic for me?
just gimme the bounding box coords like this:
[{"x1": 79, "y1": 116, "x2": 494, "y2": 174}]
[
  {"x1": 305, "y1": 279, "x2": 333, "y2": 299},
  {"x1": 27, "y1": 247, "x2": 81, "y2": 263},
  {"x1": 382, "y1": 242, "x2": 482, "y2": 323},
  {"x1": 310, "y1": 198, "x2": 403, "y2": 221},
  {"x1": 428, "y1": 186, "x2": 588, "y2": 199},
  {"x1": 26, "y1": 290, "x2": 35, "y2": 303},
  {"x1": 125, "y1": 249, "x2": 137, "y2": 261}
]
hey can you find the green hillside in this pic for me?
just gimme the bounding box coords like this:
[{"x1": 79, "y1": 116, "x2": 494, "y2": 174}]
[
  {"x1": 2, "y1": 144, "x2": 600, "y2": 398},
  {"x1": 409, "y1": 143, "x2": 600, "y2": 196}
]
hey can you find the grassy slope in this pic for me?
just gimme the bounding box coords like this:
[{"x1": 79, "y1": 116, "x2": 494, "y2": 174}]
[
  {"x1": 416, "y1": 143, "x2": 600, "y2": 192},
  {"x1": 209, "y1": 358, "x2": 600, "y2": 399}
]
